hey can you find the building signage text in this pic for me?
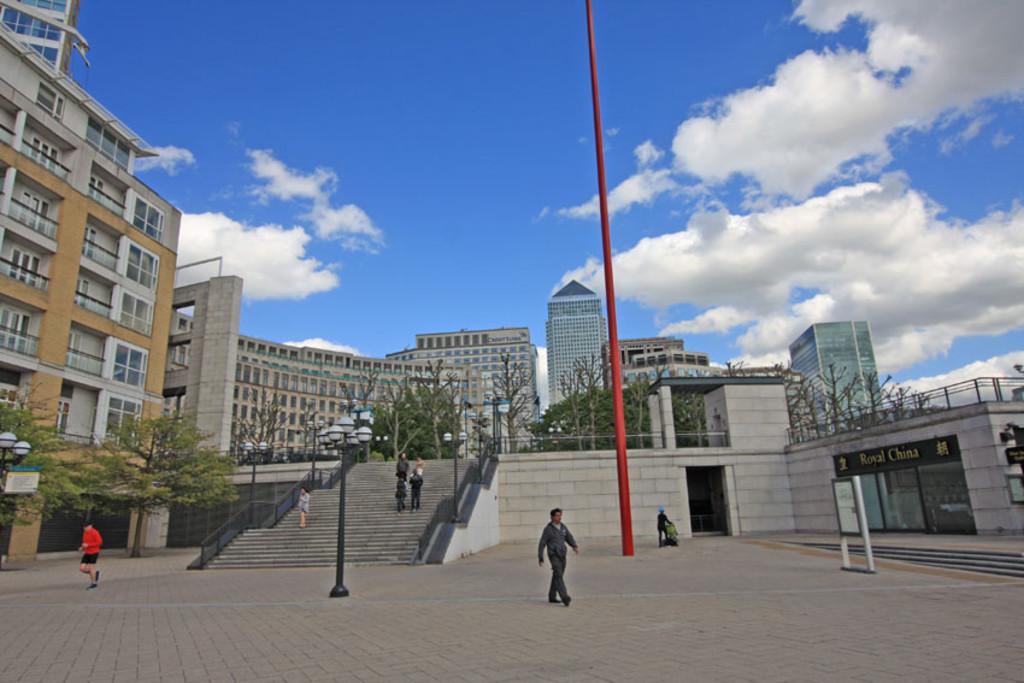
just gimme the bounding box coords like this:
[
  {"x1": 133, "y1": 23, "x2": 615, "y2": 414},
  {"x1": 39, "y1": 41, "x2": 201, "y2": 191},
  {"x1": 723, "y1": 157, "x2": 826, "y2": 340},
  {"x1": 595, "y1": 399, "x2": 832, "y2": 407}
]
[{"x1": 834, "y1": 435, "x2": 960, "y2": 476}]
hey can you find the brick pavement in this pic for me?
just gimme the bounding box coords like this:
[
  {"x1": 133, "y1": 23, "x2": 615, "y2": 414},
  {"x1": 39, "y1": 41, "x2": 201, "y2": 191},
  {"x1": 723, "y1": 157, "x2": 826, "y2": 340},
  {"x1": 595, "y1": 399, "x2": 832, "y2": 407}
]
[{"x1": 1, "y1": 538, "x2": 1023, "y2": 682}]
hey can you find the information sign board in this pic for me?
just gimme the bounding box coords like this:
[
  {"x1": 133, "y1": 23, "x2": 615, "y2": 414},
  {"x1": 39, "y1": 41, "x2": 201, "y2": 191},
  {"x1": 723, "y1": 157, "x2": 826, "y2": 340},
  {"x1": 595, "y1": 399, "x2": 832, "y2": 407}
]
[
  {"x1": 832, "y1": 479, "x2": 860, "y2": 536},
  {"x1": 3, "y1": 466, "x2": 40, "y2": 495}
]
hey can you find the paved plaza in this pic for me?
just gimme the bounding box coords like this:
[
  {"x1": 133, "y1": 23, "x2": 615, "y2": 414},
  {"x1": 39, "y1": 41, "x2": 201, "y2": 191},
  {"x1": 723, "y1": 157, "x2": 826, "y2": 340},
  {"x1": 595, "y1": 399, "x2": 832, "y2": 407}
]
[{"x1": 2, "y1": 537, "x2": 1023, "y2": 682}]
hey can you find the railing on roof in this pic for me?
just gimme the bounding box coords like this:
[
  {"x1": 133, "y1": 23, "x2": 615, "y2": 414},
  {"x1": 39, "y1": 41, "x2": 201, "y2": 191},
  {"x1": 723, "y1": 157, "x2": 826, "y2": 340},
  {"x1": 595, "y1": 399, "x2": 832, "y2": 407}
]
[{"x1": 787, "y1": 377, "x2": 1024, "y2": 445}]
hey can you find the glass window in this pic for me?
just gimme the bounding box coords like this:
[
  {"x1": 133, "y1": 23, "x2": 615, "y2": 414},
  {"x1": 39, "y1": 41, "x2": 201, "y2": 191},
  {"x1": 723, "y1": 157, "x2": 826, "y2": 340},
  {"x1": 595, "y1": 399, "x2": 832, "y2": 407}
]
[
  {"x1": 877, "y1": 469, "x2": 925, "y2": 530},
  {"x1": 2, "y1": 9, "x2": 61, "y2": 41},
  {"x1": 132, "y1": 197, "x2": 164, "y2": 241},
  {"x1": 112, "y1": 343, "x2": 147, "y2": 387},
  {"x1": 35, "y1": 83, "x2": 63, "y2": 119},
  {"x1": 86, "y1": 118, "x2": 131, "y2": 169},
  {"x1": 1010, "y1": 477, "x2": 1024, "y2": 504},
  {"x1": 120, "y1": 292, "x2": 152, "y2": 334},
  {"x1": 107, "y1": 396, "x2": 141, "y2": 431},
  {"x1": 22, "y1": 0, "x2": 68, "y2": 11},
  {"x1": 125, "y1": 244, "x2": 158, "y2": 288}
]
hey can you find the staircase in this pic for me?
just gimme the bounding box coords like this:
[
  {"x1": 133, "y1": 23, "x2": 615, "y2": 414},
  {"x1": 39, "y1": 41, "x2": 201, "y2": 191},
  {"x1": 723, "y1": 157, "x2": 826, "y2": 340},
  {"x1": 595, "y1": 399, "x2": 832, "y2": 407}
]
[
  {"x1": 207, "y1": 461, "x2": 463, "y2": 569},
  {"x1": 801, "y1": 542, "x2": 1024, "y2": 579}
]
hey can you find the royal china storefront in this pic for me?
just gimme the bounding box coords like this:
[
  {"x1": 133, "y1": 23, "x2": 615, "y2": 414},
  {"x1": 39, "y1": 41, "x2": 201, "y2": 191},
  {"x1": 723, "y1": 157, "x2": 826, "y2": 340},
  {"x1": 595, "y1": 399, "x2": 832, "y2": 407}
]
[{"x1": 834, "y1": 435, "x2": 976, "y2": 534}]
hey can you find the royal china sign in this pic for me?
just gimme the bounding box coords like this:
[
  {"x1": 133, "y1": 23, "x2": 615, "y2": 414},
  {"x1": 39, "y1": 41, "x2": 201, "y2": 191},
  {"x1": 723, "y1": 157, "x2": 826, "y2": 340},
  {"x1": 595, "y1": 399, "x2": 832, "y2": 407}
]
[{"x1": 834, "y1": 435, "x2": 961, "y2": 476}]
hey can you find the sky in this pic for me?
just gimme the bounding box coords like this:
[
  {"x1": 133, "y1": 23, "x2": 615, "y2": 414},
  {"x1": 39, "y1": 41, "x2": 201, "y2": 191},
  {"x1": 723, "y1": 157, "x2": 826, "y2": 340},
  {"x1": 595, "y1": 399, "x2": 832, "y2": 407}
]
[{"x1": 72, "y1": 0, "x2": 1023, "y2": 407}]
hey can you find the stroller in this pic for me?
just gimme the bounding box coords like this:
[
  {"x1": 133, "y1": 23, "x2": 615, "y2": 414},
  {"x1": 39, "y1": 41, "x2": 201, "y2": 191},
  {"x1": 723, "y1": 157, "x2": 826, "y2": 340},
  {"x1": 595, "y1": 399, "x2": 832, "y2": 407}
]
[{"x1": 663, "y1": 521, "x2": 679, "y2": 546}]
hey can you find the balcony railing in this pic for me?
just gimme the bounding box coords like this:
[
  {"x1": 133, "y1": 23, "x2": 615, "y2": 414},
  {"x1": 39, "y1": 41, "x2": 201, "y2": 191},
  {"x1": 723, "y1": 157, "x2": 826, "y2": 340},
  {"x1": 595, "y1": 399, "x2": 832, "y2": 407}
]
[
  {"x1": 0, "y1": 325, "x2": 38, "y2": 357},
  {"x1": 7, "y1": 198, "x2": 57, "y2": 239},
  {"x1": 88, "y1": 185, "x2": 125, "y2": 215},
  {"x1": 81, "y1": 239, "x2": 118, "y2": 270},
  {"x1": 0, "y1": 123, "x2": 12, "y2": 146},
  {"x1": 0, "y1": 258, "x2": 48, "y2": 290},
  {"x1": 74, "y1": 290, "x2": 112, "y2": 317},
  {"x1": 66, "y1": 348, "x2": 104, "y2": 376},
  {"x1": 21, "y1": 142, "x2": 71, "y2": 180},
  {"x1": 119, "y1": 311, "x2": 152, "y2": 335}
]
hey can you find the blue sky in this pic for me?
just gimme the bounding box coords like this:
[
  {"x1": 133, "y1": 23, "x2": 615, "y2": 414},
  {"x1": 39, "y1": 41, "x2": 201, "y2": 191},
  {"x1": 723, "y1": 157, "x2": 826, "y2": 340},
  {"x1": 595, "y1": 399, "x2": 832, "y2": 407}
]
[{"x1": 73, "y1": 1, "x2": 1023, "y2": 399}]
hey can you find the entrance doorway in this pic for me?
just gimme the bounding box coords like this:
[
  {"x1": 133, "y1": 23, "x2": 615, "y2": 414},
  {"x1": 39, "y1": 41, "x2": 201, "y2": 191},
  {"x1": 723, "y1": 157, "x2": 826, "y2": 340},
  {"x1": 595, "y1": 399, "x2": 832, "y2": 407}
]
[
  {"x1": 686, "y1": 467, "x2": 727, "y2": 534},
  {"x1": 856, "y1": 462, "x2": 976, "y2": 534}
]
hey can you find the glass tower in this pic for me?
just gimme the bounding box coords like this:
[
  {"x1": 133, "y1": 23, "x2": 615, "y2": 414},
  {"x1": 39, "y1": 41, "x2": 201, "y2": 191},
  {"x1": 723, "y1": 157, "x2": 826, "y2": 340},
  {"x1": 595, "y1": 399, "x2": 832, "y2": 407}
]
[
  {"x1": 545, "y1": 280, "x2": 607, "y2": 406},
  {"x1": 1, "y1": 0, "x2": 80, "y2": 72},
  {"x1": 789, "y1": 321, "x2": 879, "y2": 409}
]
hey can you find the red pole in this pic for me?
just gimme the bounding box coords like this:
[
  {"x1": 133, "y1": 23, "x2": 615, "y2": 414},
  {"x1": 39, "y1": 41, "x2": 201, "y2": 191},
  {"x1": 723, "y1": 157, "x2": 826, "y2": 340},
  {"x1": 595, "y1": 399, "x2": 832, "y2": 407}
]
[{"x1": 584, "y1": 0, "x2": 634, "y2": 557}]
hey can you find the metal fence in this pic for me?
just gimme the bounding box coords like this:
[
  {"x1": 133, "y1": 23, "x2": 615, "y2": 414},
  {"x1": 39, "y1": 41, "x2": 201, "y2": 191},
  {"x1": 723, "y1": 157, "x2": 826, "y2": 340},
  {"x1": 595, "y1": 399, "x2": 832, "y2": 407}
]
[
  {"x1": 787, "y1": 377, "x2": 1024, "y2": 445},
  {"x1": 496, "y1": 431, "x2": 730, "y2": 453}
]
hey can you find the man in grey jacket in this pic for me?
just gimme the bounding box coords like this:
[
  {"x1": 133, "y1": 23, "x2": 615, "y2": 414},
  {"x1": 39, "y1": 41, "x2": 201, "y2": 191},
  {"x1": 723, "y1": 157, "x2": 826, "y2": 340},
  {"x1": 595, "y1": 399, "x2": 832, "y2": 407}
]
[{"x1": 538, "y1": 508, "x2": 579, "y2": 607}]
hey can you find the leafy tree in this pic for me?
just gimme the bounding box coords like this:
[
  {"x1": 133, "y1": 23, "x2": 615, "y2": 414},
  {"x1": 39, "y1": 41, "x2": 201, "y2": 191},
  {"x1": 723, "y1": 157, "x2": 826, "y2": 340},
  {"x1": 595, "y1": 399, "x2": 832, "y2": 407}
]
[
  {"x1": 89, "y1": 415, "x2": 236, "y2": 557},
  {"x1": 0, "y1": 403, "x2": 87, "y2": 568}
]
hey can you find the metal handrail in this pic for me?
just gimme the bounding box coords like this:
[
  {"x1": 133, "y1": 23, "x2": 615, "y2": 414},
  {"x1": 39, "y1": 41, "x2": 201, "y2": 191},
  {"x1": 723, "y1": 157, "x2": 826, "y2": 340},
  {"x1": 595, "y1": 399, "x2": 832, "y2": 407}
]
[
  {"x1": 788, "y1": 377, "x2": 1024, "y2": 445},
  {"x1": 188, "y1": 460, "x2": 344, "y2": 569},
  {"x1": 82, "y1": 239, "x2": 119, "y2": 268},
  {"x1": 0, "y1": 257, "x2": 48, "y2": 290},
  {"x1": 87, "y1": 184, "x2": 125, "y2": 212},
  {"x1": 21, "y1": 141, "x2": 71, "y2": 179},
  {"x1": 74, "y1": 290, "x2": 112, "y2": 315},
  {"x1": 413, "y1": 455, "x2": 489, "y2": 563},
  {"x1": 7, "y1": 198, "x2": 58, "y2": 238}
]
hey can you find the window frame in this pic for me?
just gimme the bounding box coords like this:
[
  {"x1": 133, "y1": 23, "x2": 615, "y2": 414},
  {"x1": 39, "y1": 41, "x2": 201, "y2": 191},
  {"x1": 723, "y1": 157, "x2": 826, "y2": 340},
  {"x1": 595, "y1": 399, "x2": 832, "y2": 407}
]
[{"x1": 112, "y1": 342, "x2": 148, "y2": 387}]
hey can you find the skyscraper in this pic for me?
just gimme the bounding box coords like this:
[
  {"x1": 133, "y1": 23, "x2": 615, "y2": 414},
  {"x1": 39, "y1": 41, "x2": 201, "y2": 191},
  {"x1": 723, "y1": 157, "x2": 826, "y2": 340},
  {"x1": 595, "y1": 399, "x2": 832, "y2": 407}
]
[
  {"x1": 1, "y1": 0, "x2": 83, "y2": 73},
  {"x1": 546, "y1": 280, "x2": 607, "y2": 406},
  {"x1": 789, "y1": 321, "x2": 879, "y2": 406}
]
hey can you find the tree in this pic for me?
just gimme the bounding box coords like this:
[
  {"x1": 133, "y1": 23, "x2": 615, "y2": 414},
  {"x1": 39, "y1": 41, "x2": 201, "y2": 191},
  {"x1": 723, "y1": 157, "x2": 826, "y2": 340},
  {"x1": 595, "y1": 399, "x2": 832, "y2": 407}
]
[
  {"x1": 408, "y1": 361, "x2": 461, "y2": 459},
  {"x1": 0, "y1": 403, "x2": 86, "y2": 569},
  {"x1": 376, "y1": 378, "x2": 420, "y2": 460},
  {"x1": 233, "y1": 389, "x2": 287, "y2": 453},
  {"x1": 493, "y1": 353, "x2": 536, "y2": 453},
  {"x1": 90, "y1": 415, "x2": 236, "y2": 557}
]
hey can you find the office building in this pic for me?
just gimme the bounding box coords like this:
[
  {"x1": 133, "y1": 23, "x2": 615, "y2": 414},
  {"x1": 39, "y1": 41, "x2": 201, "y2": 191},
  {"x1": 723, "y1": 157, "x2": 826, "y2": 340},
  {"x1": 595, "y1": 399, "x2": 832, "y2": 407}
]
[
  {"x1": 546, "y1": 280, "x2": 606, "y2": 406},
  {"x1": 1, "y1": 0, "x2": 83, "y2": 72},
  {"x1": 788, "y1": 321, "x2": 879, "y2": 407},
  {"x1": 605, "y1": 336, "x2": 711, "y2": 385},
  {"x1": 0, "y1": 20, "x2": 180, "y2": 559},
  {"x1": 165, "y1": 277, "x2": 476, "y2": 456},
  {"x1": 387, "y1": 326, "x2": 540, "y2": 430}
]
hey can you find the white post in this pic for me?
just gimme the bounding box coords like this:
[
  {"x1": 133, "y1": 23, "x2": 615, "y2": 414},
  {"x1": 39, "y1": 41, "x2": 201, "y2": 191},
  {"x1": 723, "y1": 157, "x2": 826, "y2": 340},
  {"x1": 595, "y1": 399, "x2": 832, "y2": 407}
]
[{"x1": 852, "y1": 475, "x2": 876, "y2": 573}]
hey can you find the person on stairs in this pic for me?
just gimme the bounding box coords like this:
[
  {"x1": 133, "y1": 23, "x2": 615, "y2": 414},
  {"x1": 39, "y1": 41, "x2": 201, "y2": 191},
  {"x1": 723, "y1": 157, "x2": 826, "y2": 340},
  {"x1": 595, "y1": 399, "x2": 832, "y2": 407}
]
[
  {"x1": 396, "y1": 452, "x2": 410, "y2": 482},
  {"x1": 395, "y1": 477, "x2": 407, "y2": 513},
  {"x1": 409, "y1": 468, "x2": 423, "y2": 511},
  {"x1": 298, "y1": 487, "x2": 310, "y2": 528}
]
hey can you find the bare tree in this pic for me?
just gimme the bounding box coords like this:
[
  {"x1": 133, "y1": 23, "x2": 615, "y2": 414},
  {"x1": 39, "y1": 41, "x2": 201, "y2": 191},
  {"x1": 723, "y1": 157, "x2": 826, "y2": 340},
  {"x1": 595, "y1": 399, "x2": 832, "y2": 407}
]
[
  {"x1": 410, "y1": 360, "x2": 460, "y2": 458},
  {"x1": 233, "y1": 389, "x2": 287, "y2": 454},
  {"x1": 574, "y1": 354, "x2": 604, "y2": 449},
  {"x1": 378, "y1": 378, "x2": 419, "y2": 460},
  {"x1": 493, "y1": 353, "x2": 536, "y2": 453},
  {"x1": 557, "y1": 370, "x2": 585, "y2": 450}
]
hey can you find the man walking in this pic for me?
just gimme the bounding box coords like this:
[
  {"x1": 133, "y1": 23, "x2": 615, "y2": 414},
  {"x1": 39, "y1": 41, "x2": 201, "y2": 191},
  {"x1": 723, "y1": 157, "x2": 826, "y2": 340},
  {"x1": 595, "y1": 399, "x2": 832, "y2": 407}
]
[
  {"x1": 538, "y1": 508, "x2": 579, "y2": 607},
  {"x1": 396, "y1": 452, "x2": 409, "y2": 482},
  {"x1": 78, "y1": 522, "x2": 103, "y2": 590}
]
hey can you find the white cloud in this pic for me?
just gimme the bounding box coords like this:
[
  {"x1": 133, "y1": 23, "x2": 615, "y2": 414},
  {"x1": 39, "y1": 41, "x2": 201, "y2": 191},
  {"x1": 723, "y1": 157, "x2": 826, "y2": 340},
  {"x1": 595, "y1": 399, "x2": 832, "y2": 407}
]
[
  {"x1": 901, "y1": 351, "x2": 1024, "y2": 393},
  {"x1": 606, "y1": 127, "x2": 620, "y2": 137},
  {"x1": 671, "y1": 1, "x2": 1024, "y2": 196},
  {"x1": 563, "y1": 175, "x2": 1024, "y2": 373},
  {"x1": 634, "y1": 140, "x2": 664, "y2": 168},
  {"x1": 559, "y1": 169, "x2": 679, "y2": 219},
  {"x1": 939, "y1": 115, "x2": 992, "y2": 155},
  {"x1": 536, "y1": 346, "x2": 549, "y2": 413},
  {"x1": 533, "y1": 206, "x2": 551, "y2": 222},
  {"x1": 992, "y1": 130, "x2": 1015, "y2": 149},
  {"x1": 246, "y1": 149, "x2": 383, "y2": 251},
  {"x1": 134, "y1": 146, "x2": 196, "y2": 175},
  {"x1": 175, "y1": 212, "x2": 338, "y2": 300},
  {"x1": 284, "y1": 338, "x2": 361, "y2": 355}
]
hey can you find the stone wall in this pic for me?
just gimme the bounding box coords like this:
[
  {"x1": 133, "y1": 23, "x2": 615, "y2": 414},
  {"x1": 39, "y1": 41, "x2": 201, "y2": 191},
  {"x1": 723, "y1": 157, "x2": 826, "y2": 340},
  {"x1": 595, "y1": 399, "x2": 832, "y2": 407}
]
[
  {"x1": 498, "y1": 448, "x2": 795, "y2": 544},
  {"x1": 786, "y1": 402, "x2": 1024, "y2": 535}
]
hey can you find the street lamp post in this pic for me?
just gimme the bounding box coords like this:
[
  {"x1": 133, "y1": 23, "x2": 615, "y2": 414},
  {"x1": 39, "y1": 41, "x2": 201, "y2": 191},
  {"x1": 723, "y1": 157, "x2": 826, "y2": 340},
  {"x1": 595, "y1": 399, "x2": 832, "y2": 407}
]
[
  {"x1": 443, "y1": 431, "x2": 458, "y2": 522},
  {"x1": 329, "y1": 414, "x2": 372, "y2": 599},
  {"x1": 0, "y1": 431, "x2": 32, "y2": 492},
  {"x1": 310, "y1": 417, "x2": 325, "y2": 487},
  {"x1": 240, "y1": 441, "x2": 269, "y2": 526}
]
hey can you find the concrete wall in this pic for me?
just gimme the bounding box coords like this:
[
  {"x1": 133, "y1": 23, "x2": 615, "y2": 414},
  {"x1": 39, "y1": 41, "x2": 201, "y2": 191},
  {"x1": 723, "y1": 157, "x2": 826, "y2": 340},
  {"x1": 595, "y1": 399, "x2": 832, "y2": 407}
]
[
  {"x1": 705, "y1": 383, "x2": 790, "y2": 451},
  {"x1": 444, "y1": 471, "x2": 501, "y2": 562},
  {"x1": 786, "y1": 402, "x2": 1024, "y2": 535},
  {"x1": 498, "y1": 448, "x2": 795, "y2": 544}
]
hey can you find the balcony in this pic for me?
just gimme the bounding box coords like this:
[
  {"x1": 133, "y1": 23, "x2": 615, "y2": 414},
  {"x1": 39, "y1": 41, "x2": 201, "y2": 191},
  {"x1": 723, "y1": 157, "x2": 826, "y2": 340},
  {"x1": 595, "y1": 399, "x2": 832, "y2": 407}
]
[
  {"x1": 0, "y1": 123, "x2": 12, "y2": 147},
  {"x1": 7, "y1": 198, "x2": 57, "y2": 239},
  {"x1": 0, "y1": 257, "x2": 48, "y2": 290},
  {"x1": 119, "y1": 310, "x2": 152, "y2": 335},
  {"x1": 21, "y1": 142, "x2": 71, "y2": 181},
  {"x1": 0, "y1": 325, "x2": 38, "y2": 357},
  {"x1": 88, "y1": 185, "x2": 125, "y2": 216},
  {"x1": 74, "y1": 290, "x2": 112, "y2": 317},
  {"x1": 66, "y1": 348, "x2": 104, "y2": 376},
  {"x1": 82, "y1": 239, "x2": 118, "y2": 270}
]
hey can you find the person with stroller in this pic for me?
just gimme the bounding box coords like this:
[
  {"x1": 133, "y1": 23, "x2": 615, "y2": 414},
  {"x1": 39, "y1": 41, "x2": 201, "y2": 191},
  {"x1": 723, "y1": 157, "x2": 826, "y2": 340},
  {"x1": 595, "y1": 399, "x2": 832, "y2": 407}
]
[{"x1": 657, "y1": 506, "x2": 678, "y2": 547}]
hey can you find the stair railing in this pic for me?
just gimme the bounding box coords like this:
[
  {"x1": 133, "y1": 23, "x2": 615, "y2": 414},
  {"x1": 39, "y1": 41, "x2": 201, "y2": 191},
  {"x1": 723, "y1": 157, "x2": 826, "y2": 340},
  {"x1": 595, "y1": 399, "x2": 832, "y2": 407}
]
[
  {"x1": 188, "y1": 460, "x2": 345, "y2": 569},
  {"x1": 413, "y1": 454, "x2": 495, "y2": 564}
]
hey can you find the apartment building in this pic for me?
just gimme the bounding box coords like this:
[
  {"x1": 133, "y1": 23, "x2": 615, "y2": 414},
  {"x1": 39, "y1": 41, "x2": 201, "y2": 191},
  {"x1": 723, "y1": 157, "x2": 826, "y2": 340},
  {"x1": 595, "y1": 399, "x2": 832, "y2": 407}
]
[
  {"x1": 1, "y1": 0, "x2": 82, "y2": 73},
  {"x1": 0, "y1": 22, "x2": 180, "y2": 560},
  {"x1": 0, "y1": 25, "x2": 179, "y2": 438},
  {"x1": 165, "y1": 277, "x2": 476, "y2": 456}
]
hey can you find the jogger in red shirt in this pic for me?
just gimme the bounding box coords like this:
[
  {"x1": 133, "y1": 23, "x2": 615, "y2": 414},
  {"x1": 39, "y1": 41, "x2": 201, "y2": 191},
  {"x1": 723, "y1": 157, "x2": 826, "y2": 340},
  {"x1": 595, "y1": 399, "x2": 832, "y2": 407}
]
[{"x1": 79, "y1": 522, "x2": 102, "y2": 589}]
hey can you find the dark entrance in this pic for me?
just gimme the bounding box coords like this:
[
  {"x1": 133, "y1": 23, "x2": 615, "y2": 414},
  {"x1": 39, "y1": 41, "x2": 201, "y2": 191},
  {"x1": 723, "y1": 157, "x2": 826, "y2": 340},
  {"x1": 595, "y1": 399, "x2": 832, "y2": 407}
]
[{"x1": 686, "y1": 467, "x2": 727, "y2": 534}]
